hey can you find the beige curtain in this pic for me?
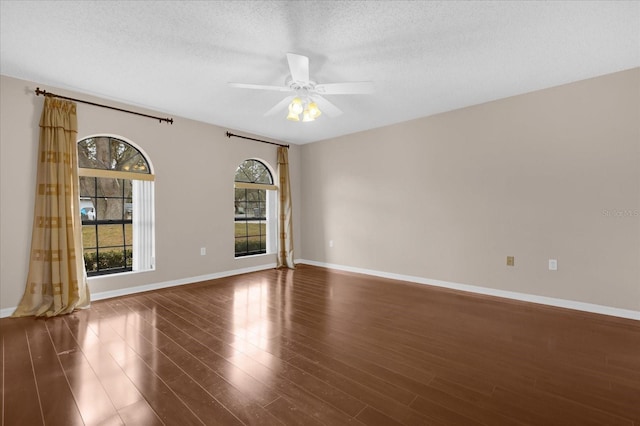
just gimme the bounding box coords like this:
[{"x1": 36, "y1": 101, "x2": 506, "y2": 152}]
[
  {"x1": 276, "y1": 146, "x2": 295, "y2": 269},
  {"x1": 12, "y1": 97, "x2": 90, "y2": 317}
]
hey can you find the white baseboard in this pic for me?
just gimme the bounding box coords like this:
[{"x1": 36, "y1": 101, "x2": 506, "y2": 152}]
[
  {"x1": 295, "y1": 259, "x2": 640, "y2": 321},
  {"x1": 90, "y1": 263, "x2": 277, "y2": 302},
  {"x1": 0, "y1": 307, "x2": 15, "y2": 318},
  {"x1": 0, "y1": 263, "x2": 277, "y2": 318}
]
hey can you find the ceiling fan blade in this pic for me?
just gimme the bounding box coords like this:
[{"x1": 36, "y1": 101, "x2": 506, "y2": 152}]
[
  {"x1": 228, "y1": 82, "x2": 291, "y2": 92},
  {"x1": 264, "y1": 95, "x2": 295, "y2": 117},
  {"x1": 287, "y1": 53, "x2": 309, "y2": 83},
  {"x1": 312, "y1": 95, "x2": 343, "y2": 117},
  {"x1": 314, "y1": 81, "x2": 375, "y2": 95}
]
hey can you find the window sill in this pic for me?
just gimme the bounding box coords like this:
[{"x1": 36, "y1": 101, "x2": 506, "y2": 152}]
[
  {"x1": 234, "y1": 252, "x2": 275, "y2": 260},
  {"x1": 87, "y1": 268, "x2": 155, "y2": 281}
]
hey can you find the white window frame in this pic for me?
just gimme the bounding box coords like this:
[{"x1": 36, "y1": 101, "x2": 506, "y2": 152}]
[
  {"x1": 234, "y1": 159, "x2": 277, "y2": 258},
  {"x1": 78, "y1": 135, "x2": 155, "y2": 275}
]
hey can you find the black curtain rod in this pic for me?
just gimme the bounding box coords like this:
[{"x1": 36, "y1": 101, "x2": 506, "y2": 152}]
[
  {"x1": 226, "y1": 131, "x2": 289, "y2": 148},
  {"x1": 34, "y1": 88, "x2": 174, "y2": 124}
]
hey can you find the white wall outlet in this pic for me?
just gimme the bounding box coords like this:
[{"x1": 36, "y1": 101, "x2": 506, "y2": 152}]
[
  {"x1": 200, "y1": 247, "x2": 206, "y2": 256},
  {"x1": 329, "y1": 240, "x2": 334, "y2": 248},
  {"x1": 549, "y1": 259, "x2": 557, "y2": 270}
]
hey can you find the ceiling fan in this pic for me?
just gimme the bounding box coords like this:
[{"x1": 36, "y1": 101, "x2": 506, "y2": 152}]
[{"x1": 228, "y1": 53, "x2": 374, "y2": 122}]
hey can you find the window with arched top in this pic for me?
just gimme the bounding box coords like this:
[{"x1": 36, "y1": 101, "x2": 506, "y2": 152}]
[
  {"x1": 234, "y1": 159, "x2": 277, "y2": 257},
  {"x1": 78, "y1": 136, "x2": 155, "y2": 276}
]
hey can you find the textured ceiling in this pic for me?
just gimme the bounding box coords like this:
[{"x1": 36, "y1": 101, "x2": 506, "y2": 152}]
[{"x1": 1, "y1": 1, "x2": 638, "y2": 144}]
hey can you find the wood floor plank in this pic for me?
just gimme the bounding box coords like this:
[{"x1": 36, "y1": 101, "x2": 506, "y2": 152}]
[
  {"x1": 284, "y1": 353, "x2": 435, "y2": 426},
  {"x1": 117, "y1": 399, "x2": 164, "y2": 426},
  {"x1": 112, "y1": 337, "x2": 206, "y2": 425},
  {"x1": 409, "y1": 395, "x2": 485, "y2": 426},
  {"x1": 1, "y1": 318, "x2": 44, "y2": 426},
  {"x1": 63, "y1": 313, "x2": 146, "y2": 411},
  {"x1": 164, "y1": 374, "x2": 244, "y2": 426},
  {"x1": 263, "y1": 396, "x2": 325, "y2": 426},
  {"x1": 208, "y1": 382, "x2": 286, "y2": 426},
  {"x1": 46, "y1": 317, "x2": 121, "y2": 425},
  {"x1": 25, "y1": 318, "x2": 85, "y2": 426},
  {"x1": 489, "y1": 385, "x2": 634, "y2": 426},
  {"x1": 355, "y1": 406, "x2": 405, "y2": 426}
]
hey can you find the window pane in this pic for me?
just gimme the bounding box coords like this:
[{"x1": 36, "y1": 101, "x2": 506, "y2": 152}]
[
  {"x1": 78, "y1": 138, "x2": 99, "y2": 169},
  {"x1": 123, "y1": 179, "x2": 133, "y2": 196},
  {"x1": 125, "y1": 198, "x2": 133, "y2": 220},
  {"x1": 235, "y1": 189, "x2": 247, "y2": 217},
  {"x1": 79, "y1": 176, "x2": 95, "y2": 197},
  {"x1": 246, "y1": 188, "x2": 264, "y2": 201},
  {"x1": 78, "y1": 137, "x2": 150, "y2": 173},
  {"x1": 235, "y1": 223, "x2": 248, "y2": 238},
  {"x1": 243, "y1": 189, "x2": 265, "y2": 218},
  {"x1": 92, "y1": 137, "x2": 112, "y2": 169},
  {"x1": 113, "y1": 145, "x2": 149, "y2": 174},
  {"x1": 124, "y1": 223, "x2": 133, "y2": 246},
  {"x1": 234, "y1": 159, "x2": 273, "y2": 184},
  {"x1": 126, "y1": 249, "x2": 133, "y2": 268},
  {"x1": 97, "y1": 198, "x2": 124, "y2": 220},
  {"x1": 97, "y1": 248, "x2": 127, "y2": 272},
  {"x1": 84, "y1": 249, "x2": 98, "y2": 274},
  {"x1": 95, "y1": 178, "x2": 123, "y2": 198},
  {"x1": 235, "y1": 238, "x2": 248, "y2": 256},
  {"x1": 82, "y1": 226, "x2": 97, "y2": 249},
  {"x1": 98, "y1": 224, "x2": 124, "y2": 248}
]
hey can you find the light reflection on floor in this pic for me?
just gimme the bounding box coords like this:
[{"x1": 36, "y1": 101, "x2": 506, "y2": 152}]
[{"x1": 232, "y1": 279, "x2": 271, "y2": 354}]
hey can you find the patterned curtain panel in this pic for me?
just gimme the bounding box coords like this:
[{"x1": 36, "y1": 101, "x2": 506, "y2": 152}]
[
  {"x1": 12, "y1": 97, "x2": 90, "y2": 317},
  {"x1": 276, "y1": 146, "x2": 295, "y2": 269}
]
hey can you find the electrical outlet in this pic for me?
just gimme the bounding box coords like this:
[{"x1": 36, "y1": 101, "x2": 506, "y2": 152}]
[
  {"x1": 200, "y1": 247, "x2": 206, "y2": 256},
  {"x1": 549, "y1": 259, "x2": 557, "y2": 270},
  {"x1": 329, "y1": 240, "x2": 334, "y2": 248},
  {"x1": 506, "y1": 256, "x2": 515, "y2": 266}
]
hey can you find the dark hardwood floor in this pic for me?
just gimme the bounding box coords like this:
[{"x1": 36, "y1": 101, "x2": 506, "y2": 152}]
[{"x1": 1, "y1": 264, "x2": 639, "y2": 425}]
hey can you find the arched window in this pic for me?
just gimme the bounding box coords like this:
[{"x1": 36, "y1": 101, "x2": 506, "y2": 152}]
[
  {"x1": 234, "y1": 159, "x2": 277, "y2": 257},
  {"x1": 78, "y1": 136, "x2": 155, "y2": 276}
]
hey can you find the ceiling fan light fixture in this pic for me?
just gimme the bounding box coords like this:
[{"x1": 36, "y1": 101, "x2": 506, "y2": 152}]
[
  {"x1": 230, "y1": 53, "x2": 373, "y2": 122},
  {"x1": 302, "y1": 108, "x2": 315, "y2": 122},
  {"x1": 287, "y1": 97, "x2": 303, "y2": 121},
  {"x1": 289, "y1": 97, "x2": 304, "y2": 114},
  {"x1": 287, "y1": 97, "x2": 321, "y2": 122},
  {"x1": 307, "y1": 101, "x2": 321, "y2": 119}
]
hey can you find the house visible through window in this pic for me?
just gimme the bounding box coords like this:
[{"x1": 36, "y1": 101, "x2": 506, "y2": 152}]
[
  {"x1": 78, "y1": 136, "x2": 155, "y2": 276},
  {"x1": 234, "y1": 159, "x2": 277, "y2": 257}
]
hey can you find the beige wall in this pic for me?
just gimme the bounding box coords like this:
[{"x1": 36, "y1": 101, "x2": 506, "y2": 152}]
[
  {"x1": 300, "y1": 68, "x2": 640, "y2": 311},
  {"x1": 0, "y1": 75, "x2": 301, "y2": 312},
  {"x1": 2, "y1": 69, "x2": 638, "y2": 314}
]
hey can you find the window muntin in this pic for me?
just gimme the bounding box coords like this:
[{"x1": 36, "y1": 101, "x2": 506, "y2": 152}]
[
  {"x1": 234, "y1": 160, "x2": 275, "y2": 257},
  {"x1": 78, "y1": 136, "x2": 154, "y2": 276}
]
